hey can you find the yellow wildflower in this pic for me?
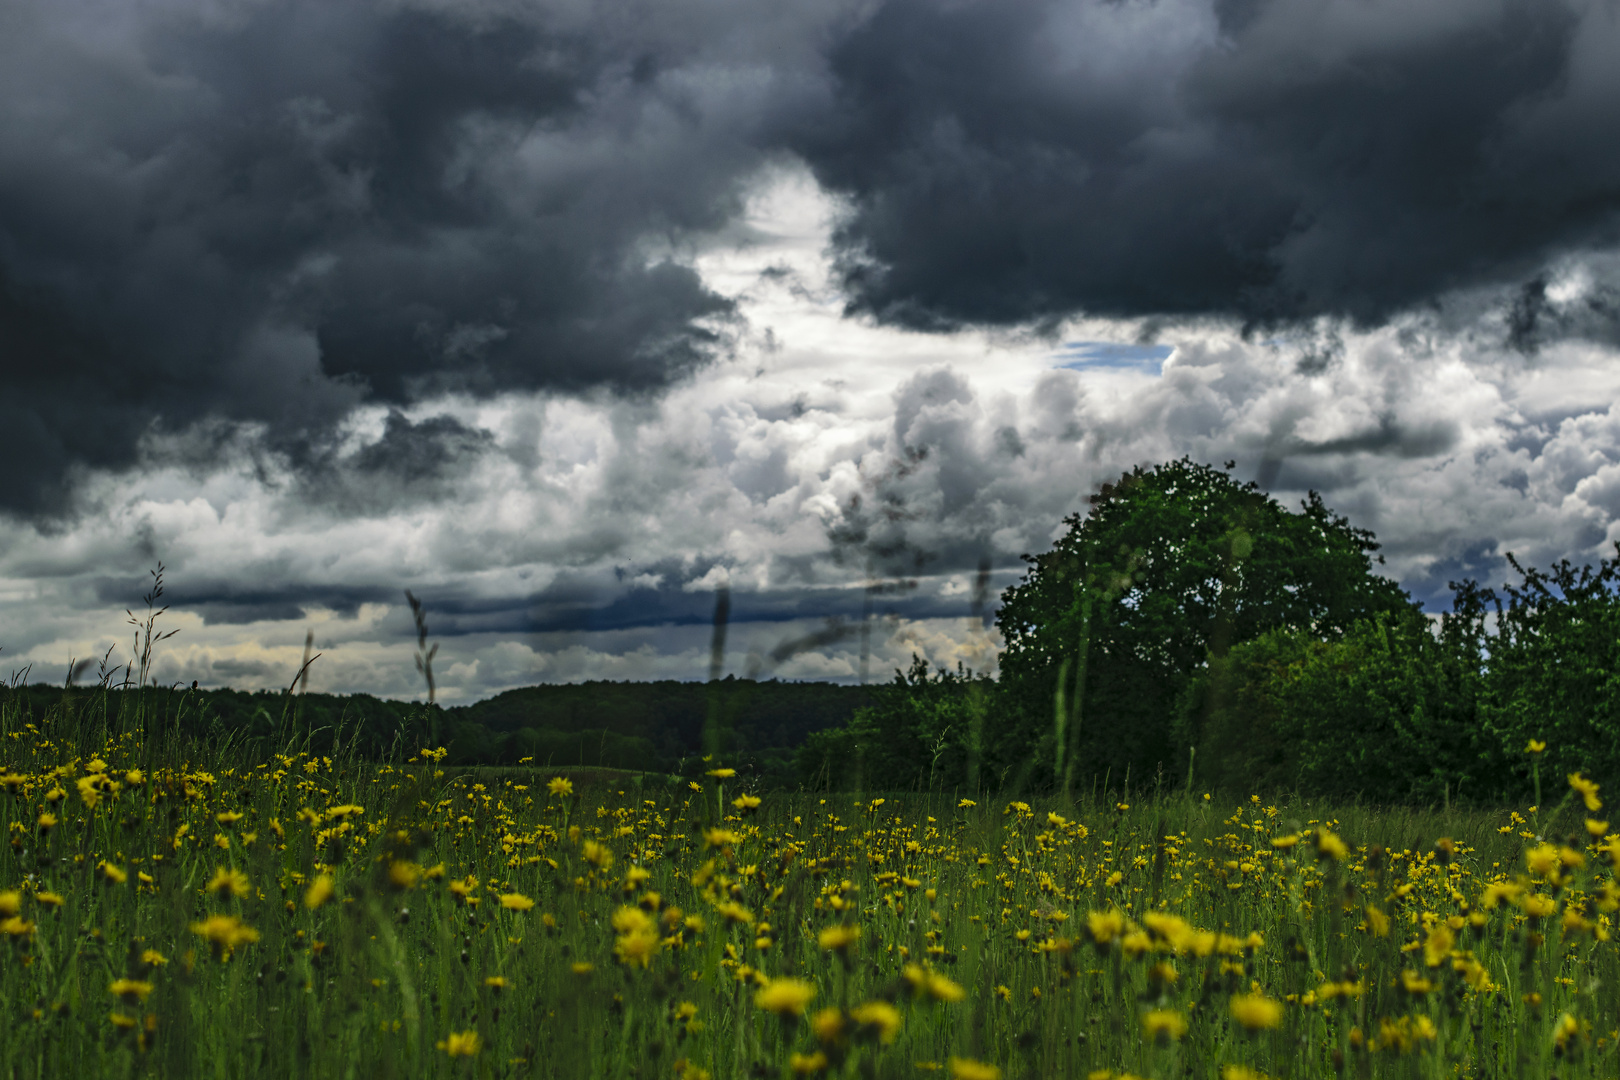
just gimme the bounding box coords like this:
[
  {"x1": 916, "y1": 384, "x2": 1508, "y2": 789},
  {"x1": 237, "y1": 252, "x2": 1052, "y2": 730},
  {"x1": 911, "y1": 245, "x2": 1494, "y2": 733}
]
[
  {"x1": 437, "y1": 1030, "x2": 480, "y2": 1057},
  {"x1": 305, "y1": 876, "x2": 335, "y2": 910},
  {"x1": 754, "y1": 977, "x2": 816, "y2": 1016},
  {"x1": 1229, "y1": 993, "x2": 1283, "y2": 1031}
]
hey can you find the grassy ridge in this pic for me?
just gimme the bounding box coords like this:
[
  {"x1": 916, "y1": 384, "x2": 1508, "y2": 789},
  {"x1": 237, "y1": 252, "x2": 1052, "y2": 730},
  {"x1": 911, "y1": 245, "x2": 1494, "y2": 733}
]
[{"x1": 0, "y1": 693, "x2": 1615, "y2": 1079}]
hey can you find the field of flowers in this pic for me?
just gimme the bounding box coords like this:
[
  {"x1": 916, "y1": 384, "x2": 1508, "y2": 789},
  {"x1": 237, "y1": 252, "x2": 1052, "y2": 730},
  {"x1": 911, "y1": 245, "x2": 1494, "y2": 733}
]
[{"x1": 1, "y1": 698, "x2": 1617, "y2": 1080}]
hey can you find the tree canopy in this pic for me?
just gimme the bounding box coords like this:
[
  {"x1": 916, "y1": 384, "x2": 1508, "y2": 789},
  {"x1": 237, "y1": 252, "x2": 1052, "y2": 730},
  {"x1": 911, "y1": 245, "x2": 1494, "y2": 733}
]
[{"x1": 991, "y1": 458, "x2": 1414, "y2": 794}]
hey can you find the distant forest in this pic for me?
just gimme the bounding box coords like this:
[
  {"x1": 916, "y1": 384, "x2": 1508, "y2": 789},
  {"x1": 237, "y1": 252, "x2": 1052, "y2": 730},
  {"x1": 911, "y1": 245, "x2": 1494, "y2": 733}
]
[{"x1": 0, "y1": 677, "x2": 870, "y2": 789}]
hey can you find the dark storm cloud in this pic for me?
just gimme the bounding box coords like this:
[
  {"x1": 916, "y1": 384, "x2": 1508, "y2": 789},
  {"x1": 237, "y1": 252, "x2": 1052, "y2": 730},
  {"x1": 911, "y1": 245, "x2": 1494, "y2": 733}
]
[
  {"x1": 789, "y1": 0, "x2": 1620, "y2": 332},
  {"x1": 9, "y1": 0, "x2": 1620, "y2": 526},
  {"x1": 0, "y1": 0, "x2": 811, "y2": 516}
]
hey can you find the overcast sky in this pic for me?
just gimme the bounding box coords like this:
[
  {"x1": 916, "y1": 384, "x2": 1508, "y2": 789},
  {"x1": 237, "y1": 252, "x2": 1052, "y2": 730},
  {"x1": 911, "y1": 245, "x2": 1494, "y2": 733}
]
[{"x1": 4, "y1": 0, "x2": 1620, "y2": 703}]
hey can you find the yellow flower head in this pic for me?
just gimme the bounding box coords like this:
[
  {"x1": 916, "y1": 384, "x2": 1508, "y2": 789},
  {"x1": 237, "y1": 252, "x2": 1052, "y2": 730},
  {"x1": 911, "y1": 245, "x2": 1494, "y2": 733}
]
[
  {"x1": 100, "y1": 862, "x2": 128, "y2": 885},
  {"x1": 948, "y1": 1058, "x2": 1002, "y2": 1080},
  {"x1": 1315, "y1": 828, "x2": 1348, "y2": 861},
  {"x1": 754, "y1": 977, "x2": 816, "y2": 1016},
  {"x1": 205, "y1": 867, "x2": 251, "y2": 899},
  {"x1": 1526, "y1": 739, "x2": 1546, "y2": 755},
  {"x1": 109, "y1": 979, "x2": 154, "y2": 1002},
  {"x1": 305, "y1": 876, "x2": 335, "y2": 910},
  {"x1": 190, "y1": 914, "x2": 260, "y2": 955},
  {"x1": 706, "y1": 768, "x2": 737, "y2": 779},
  {"x1": 1142, "y1": 1009, "x2": 1188, "y2": 1042},
  {"x1": 0, "y1": 892, "x2": 19, "y2": 918},
  {"x1": 1229, "y1": 992, "x2": 1283, "y2": 1031},
  {"x1": 850, "y1": 1000, "x2": 902, "y2": 1043},
  {"x1": 437, "y1": 1030, "x2": 481, "y2": 1057},
  {"x1": 818, "y1": 924, "x2": 862, "y2": 952},
  {"x1": 498, "y1": 892, "x2": 535, "y2": 912},
  {"x1": 903, "y1": 964, "x2": 966, "y2": 1003},
  {"x1": 547, "y1": 776, "x2": 573, "y2": 797},
  {"x1": 1085, "y1": 909, "x2": 1127, "y2": 946},
  {"x1": 387, "y1": 861, "x2": 420, "y2": 891},
  {"x1": 810, "y1": 1008, "x2": 846, "y2": 1044},
  {"x1": 789, "y1": 1050, "x2": 829, "y2": 1075},
  {"x1": 1569, "y1": 773, "x2": 1603, "y2": 812}
]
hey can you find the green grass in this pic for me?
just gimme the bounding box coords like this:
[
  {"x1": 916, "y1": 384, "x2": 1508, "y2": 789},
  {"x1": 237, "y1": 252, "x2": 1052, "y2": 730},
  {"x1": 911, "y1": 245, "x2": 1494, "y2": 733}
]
[{"x1": 0, "y1": 689, "x2": 1613, "y2": 1079}]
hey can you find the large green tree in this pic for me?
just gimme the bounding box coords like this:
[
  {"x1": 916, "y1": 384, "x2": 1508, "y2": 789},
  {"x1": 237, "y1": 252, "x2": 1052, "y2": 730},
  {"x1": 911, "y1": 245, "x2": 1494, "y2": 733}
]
[{"x1": 992, "y1": 458, "x2": 1414, "y2": 795}]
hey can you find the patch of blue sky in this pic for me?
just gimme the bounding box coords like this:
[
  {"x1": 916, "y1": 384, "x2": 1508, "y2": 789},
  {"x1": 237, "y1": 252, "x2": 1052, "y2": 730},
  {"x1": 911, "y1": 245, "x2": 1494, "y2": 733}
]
[{"x1": 1054, "y1": 341, "x2": 1174, "y2": 374}]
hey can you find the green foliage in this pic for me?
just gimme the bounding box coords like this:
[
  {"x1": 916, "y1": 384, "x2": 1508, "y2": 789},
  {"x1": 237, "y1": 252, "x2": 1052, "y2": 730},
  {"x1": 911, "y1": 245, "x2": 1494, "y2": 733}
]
[
  {"x1": 1472, "y1": 551, "x2": 1620, "y2": 797},
  {"x1": 796, "y1": 656, "x2": 991, "y2": 792},
  {"x1": 1185, "y1": 547, "x2": 1620, "y2": 805},
  {"x1": 1186, "y1": 610, "x2": 1486, "y2": 802},
  {"x1": 992, "y1": 458, "x2": 1413, "y2": 793}
]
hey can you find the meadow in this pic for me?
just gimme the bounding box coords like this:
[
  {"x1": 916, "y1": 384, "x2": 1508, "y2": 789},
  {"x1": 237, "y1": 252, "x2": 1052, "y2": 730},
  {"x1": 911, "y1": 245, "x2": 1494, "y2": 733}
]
[{"x1": 0, "y1": 692, "x2": 1615, "y2": 1080}]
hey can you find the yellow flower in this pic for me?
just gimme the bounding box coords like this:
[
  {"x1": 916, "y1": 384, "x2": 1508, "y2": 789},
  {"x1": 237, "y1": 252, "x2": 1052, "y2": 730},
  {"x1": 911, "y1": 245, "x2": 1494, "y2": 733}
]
[
  {"x1": 1229, "y1": 993, "x2": 1283, "y2": 1031},
  {"x1": 1365, "y1": 906, "x2": 1391, "y2": 937},
  {"x1": 190, "y1": 914, "x2": 260, "y2": 955},
  {"x1": 818, "y1": 924, "x2": 861, "y2": 952},
  {"x1": 141, "y1": 949, "x2": 168, "y2": 967},
  {"x1": 35, "y1": 892, "x2": 63, "y2": 908},
  {"x1": 948, "y1": 1058, "x2": 1002, "y2": 1080},
  {"x1": 1570, "y1": 773, "x2": 1603, "y2": 812},
  {"x1": 100, "y1": 862, "x2": 128, "y2": 885},
  {"x1": 1085, "y1": 909, "x2": 1126, "y2": 945},
  {"x1": 36, "y1": 812, "x2": 56, "y2": 832},
  {"x1": 215, "y1": 811, "x2": 244, "y2": 825},
  {"x1": 205, "y1": 867, "x2": 251, "y2": 899},
  {"x1": 1527, "y1": 842, "x2": 1563, "y2": 876},
  {"x1": 789, "y1": 1051, "x2": 829, "y2": 1075},
  {"x1": 1, "y1": 916, "x2": 35, "y2": 938},
  {"x1": 582, "y1": 840, "x2": 614, "y2": 868},
  {"x1": 714, "y1": 901, "x2": 753, "y2": 925},
  {"x1": 485, "y1": 976, "x2": 509, "y2": 992},
  {"x1": 388, "y1": 861, "x2": 420, "y2": 890},
  {"x1": 1222, "y1": 1068, "x2": 1272, "y2": 1080},
  {"x1": 958, "y1": 798, "x2": 977, "y2": 808},
  {"x1": 1526, "y1": 739, "x2": 1546, "y2": 755},
  {"x1": 1586, "y1": 818, "x2": 1609, "y2": 838},
  {"x1": 810, "y1": 1008, "x2": 845, "y2": 1044},
  {"x1": 305, "y1": 876, "x2": 335, "y2": 910},
  {"x1": 498, "y1": 893, "x2": 535, "y2": 911},
  {"x1": 1315, "y1": 828, "x2": 1348, "y2": 861},
  {"x1": 437, "y1": 1030, "x2": 481, "y2": 1057},
  {"x1": 732, "y1": 793, "x2": 762, "y2": 812},
  {"x1": 1270, "y1": 834, "x2": 1300, "y2": 849},
  {"x1": 0, "y1": 892, "x2": 19, "y2": 917},
  {"x1": 571, "y1": 962, "x2": 595, "y2": 975},
  {"x1": 1423, "y1": 923, "x2": 1454, "y2": 968},
  {"x1": 754, "y1": 977, "x2": 816, "y2": 1016},
  {"x1": 1521, "y1": 894, "x2": 1557, "y2": 920},
  {"x1": 547, "y1": 776, "x2": 573, "y2": 797},
  {"x1": 1399, "y1": 970, "x2": 1433, "y2": 995},
  {"x1": 109, "y1": 979, "x2": 154, "y2": 1002},
  {"x1": 706, "y1": 768, "x2": 737, "y2": 779},
  {"x1": 1142, "y1": 1010, "x2": 1188, "y2": 1042},
  {"x1": 850, "y1": 1000, "x2": 902, "y2": 1043},
  {"x1": 903, "y1": 964, "x2": 966, "y2": 1003}
]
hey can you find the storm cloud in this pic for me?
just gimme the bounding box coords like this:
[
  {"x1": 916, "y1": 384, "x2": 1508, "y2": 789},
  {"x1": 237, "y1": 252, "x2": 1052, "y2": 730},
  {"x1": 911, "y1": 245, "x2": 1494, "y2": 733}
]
[
  {"x1": 794, "y1": 0, "x2": 1620, "y2": 330},
  {"x1": 6, "y1": 0, "x2": 1620, "y2": 518}
]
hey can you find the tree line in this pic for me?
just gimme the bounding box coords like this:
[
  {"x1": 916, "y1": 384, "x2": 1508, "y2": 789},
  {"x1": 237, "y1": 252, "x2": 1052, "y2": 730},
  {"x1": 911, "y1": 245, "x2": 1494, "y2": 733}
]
[{"x1": 799, "y1": 458, "x2": 1620, "y2": 805}]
